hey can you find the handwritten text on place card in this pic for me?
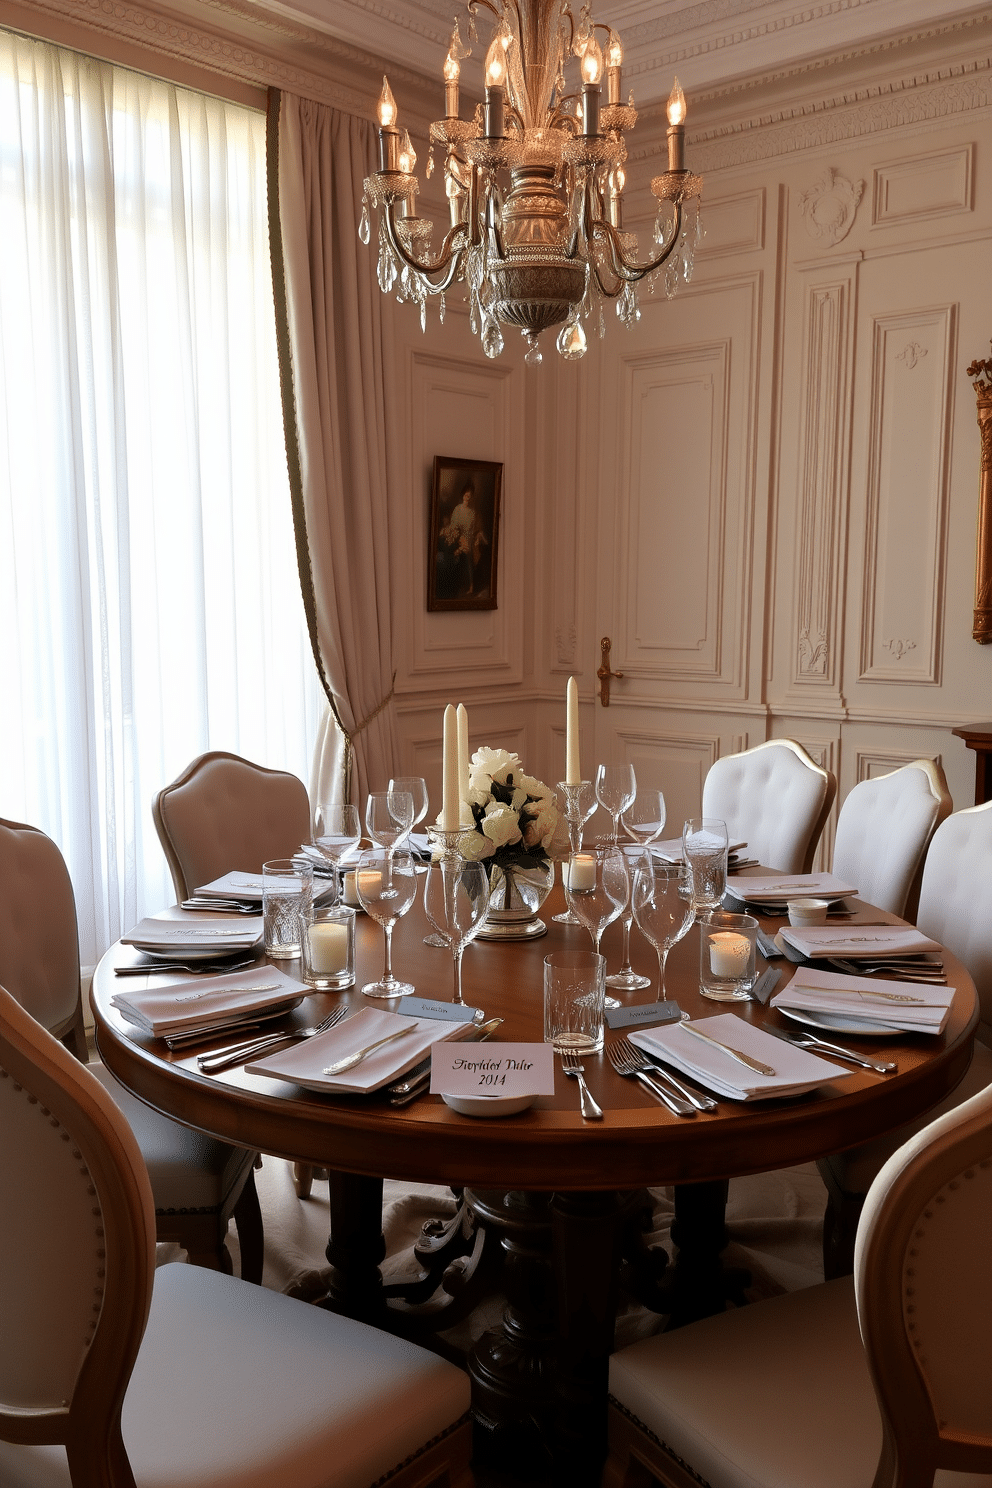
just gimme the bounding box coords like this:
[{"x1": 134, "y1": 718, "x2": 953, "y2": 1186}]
[
  {"x1": 396, "y1": 996, "x2": 480, "y2": 1024},
  {"x1": 430, "y1": 1043, "x2": 555, "y2": 1097},
  {"x1": 605, "y1": 1001, "x2": 683, "y2": 1031}
]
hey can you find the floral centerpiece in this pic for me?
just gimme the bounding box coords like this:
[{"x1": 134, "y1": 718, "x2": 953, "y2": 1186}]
[{"x1": 439, "y1": 747, "x2": 568, "y2": 936}]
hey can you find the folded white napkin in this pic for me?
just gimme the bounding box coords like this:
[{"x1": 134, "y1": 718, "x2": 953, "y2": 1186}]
[
  {"x1": 630, "y1": 1013, "x2": 846, "y2": 1101},
  {"x1": 771, "y1": 967, "x2": 953, "y2": 1034},
  {"x1": 121, "y1": 914, "x2": 263, "y2": 952},
  {"x1": 653, "y1": 838, "x2": 747, "y2": 863},
  {"x1": 779, "y1": 925, "x2": 942, "y2": 959},
  {"x1": 725, "y1": 872, "x2": 857, "y2": 902},
  {"x1": 244, "y1": 1006, "x2": 476, "y2": 1095},
  {"x1": 110, "y1": 966, "x2": 305, "y2": 1037},
  {"x1": 193, "y1": 871, "x2": 268, "y2": 900}
]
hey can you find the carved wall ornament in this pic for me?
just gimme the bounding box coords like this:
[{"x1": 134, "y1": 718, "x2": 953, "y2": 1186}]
[
  {"x1": 798, "y1": 628, "x2": 829, "y2": 677},
  {"x1": 967, "y1": 343, "x2": 992, "y2": 643},
  {"x1": 897, "y1": 341, "x2": 928, "y2": 369},
  {"x1": 555, "y1": 624, "x2": 577, "y2": 666},
  {"x1": 882, "y1": 638, "x2": 917, "y2": 661},
  {"x1": 798, "y1": 168, "x2": 865, "y2": 245}
]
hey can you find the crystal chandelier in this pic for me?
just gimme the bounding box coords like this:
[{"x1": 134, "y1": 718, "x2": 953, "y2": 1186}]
[{"x1": 359, "y1": 0, "x2": 703, "y2": 364}]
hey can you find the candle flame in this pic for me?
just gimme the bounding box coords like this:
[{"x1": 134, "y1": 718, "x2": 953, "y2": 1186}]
[
  {"x1": 377, "y1": 75, "x2": 397, "y2": 128},
  {"x1": 606, "y1": 34, "x2": 623, "y2": 69},
  {"x1": 667, "y1": 77, "x2": 686, "y2": 126},
  {"x1": 581, "y1": 36, "x2": 603, "y2": 85}
]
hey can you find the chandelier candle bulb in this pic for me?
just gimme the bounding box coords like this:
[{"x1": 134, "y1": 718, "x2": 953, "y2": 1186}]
[
  {"x1": 441, "y1": 703, "x2": 460, "y2": 831},
  {"x1": 569, "y1": 853, "x2": 597, "y2": 892},
  {"x1": 606, "y1": 35, "x2": 623, "y2": 104},
  {"x1": 484, "y1": 36, "x2": 507, "y2": 138},
  {"x1": 376, "y1": 75, "x2": 400, "y2": 171},
  {"x1": 666, "y1": 77, "x2": 686, "y2": 172},
  {"x1": 443, "y1": 45, "x2": 460, "y2": 118},
  {"x1": 709, "y1": 932, "x2": 750, "y2": 978},
  {"x1": 566, "y1": 676, "x2": 580, "y2": 784}
]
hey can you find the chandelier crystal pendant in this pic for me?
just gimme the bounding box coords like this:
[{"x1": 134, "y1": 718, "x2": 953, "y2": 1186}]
[{"x1": 359, "y1": 0, "x2": 703, "y2": 363}]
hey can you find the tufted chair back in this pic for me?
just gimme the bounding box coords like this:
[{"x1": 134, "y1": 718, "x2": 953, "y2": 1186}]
[
  {"x1": 153, "y1": 751, "x2": 312, "y2": 901},
  {"x1": 0, "y1": 983, "x2": 155, "y2": 1479},
  {"x1": 832, "y1": 760, "x2": 952, "y2": 921},
  {"x1": 0, "y1": 819, "x2": 86, "y2": 1058},
  {"x1": 855, "y1": 1079, "x2": 992, "y2": 1486},
  {"x1": 916, "y1": 799, "x2": 992, "y2": 1047},
  {"x1": 701, "y1": 739, "x2": 836, "y2": 874}
]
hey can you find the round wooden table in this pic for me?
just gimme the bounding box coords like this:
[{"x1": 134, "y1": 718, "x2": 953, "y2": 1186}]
[{"x1": 91, "y1": 883, "x2": 978, "y2": 1482}]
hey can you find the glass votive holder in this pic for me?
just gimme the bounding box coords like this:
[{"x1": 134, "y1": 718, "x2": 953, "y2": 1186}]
[
  {"x1": 699, "y1": 911, "x2": 759, "y2": 1001},
  {"x1": 299, "y1": 904, "x2": 356, "y2": 990},
  {"x1": 341, "y1": 870, "x2": 361, "y2": 908}
]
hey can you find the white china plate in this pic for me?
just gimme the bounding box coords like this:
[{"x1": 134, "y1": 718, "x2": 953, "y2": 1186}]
[
  {"x1": 131, "y1": 942, "x2": 260, "y2": 962},
  {"x1": 441, "y1": 1092, "x2": 537, "y2": 1118},
  {"x1": 780, "y1": 1006, "x2": 901, "y2": 1038}
]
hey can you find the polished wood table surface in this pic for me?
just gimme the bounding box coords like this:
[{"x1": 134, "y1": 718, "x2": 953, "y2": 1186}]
[{"x1": 91, "y1": 883, "x2": 978, "y2": 1483}]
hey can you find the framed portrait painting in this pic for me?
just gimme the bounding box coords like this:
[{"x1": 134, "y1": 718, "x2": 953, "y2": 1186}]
[{"x1": 427, "y1": 456, "x2": 503, "y2": 611}]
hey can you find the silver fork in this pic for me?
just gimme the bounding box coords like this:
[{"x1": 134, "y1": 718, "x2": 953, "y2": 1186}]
[
  {"x1": 560, "y1": 1051, "x2": 603, "y2": 1120},
  {"x1": 198, "y1": 1006, "x2": 349, "y2": 1073},
  {"x1": 611, "y1": 1039, "x2": 718, "y2": 1113},
  {"x1": 606, "y1": 1041, "x2": 696, "y2": 1118}
]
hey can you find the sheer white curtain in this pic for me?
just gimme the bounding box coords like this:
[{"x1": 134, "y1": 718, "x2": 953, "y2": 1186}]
[{"x1": 0, "y1": 32, "x2": 323, "y2": 965}]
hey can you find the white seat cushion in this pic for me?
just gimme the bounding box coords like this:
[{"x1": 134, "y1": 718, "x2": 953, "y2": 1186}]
[
  {"x1": 610, "y1": 1278, "x2": 879, "y2": 1488},
  {"x1": 0, "y1": 1263, "x2": 471, "y2": 1488},
  {"x1": 92, "y1": 1062, "x2": 256, "y2": 1211}
]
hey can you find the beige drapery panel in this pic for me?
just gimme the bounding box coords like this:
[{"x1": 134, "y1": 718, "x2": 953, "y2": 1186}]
[{"x1": 267, "y1": 90, "x2": 399, "y2": 804}]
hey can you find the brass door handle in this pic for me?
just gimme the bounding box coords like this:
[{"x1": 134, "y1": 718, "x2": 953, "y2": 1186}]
[{"x1": 597, "y1": 637, "x2": 623, "y2": 707}]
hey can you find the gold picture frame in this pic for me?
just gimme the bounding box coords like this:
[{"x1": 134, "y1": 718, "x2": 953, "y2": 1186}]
[{"x1": 427, "y1": 456, "x2": 503, "y2": 612}]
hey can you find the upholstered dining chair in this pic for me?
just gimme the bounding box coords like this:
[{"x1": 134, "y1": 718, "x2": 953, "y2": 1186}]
[
  {"x1": 831, "y1": 758, "x2": 952, "y2": 920},
  {"x1": 153, "y1": 749, "x2": 312, "y2": 901},
  {"x1": 820, "y1": 798, "x2": 992, "y2": 1277},
  {"x1": 702, "y1": 738, "x2": 836, "y2": 874},
  {"x1": 604, "y1": 1080, "x2": 992, "y2": 1488},
  {"x1": 0, "y1": 817, "x2": 263, "y2": 1281},
  {"x1": 0, "y1": 984, "x2": 474, "y2": 1488}
]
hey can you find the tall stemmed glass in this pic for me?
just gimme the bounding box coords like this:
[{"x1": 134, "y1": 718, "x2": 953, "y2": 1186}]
[
  {"x1": 682, "y1": 817, "x2": 729, "y2": 921},
  {"x1": 387, "y1": 777, "x2": 430, "y2": 857},
  {"x1": 423, "y1": 843, "x2": 490, "y2": 1006},
  {"x1": 631, "y1": 855, "x2": 695, "y2": 1000},
  {"x1": 595, "y1": 764, "x2": 637, "y2": 842},
  {"x1": 605, "y1": 789, "x2": 667, "y2": 992},
  {"x1": 312, "y1": 803, "x2": 362, "y2": 904},
  {"x1": 564, "y1": 844, "x2": 630, "y2": 1008},
  {"x1": 355, "y1": 847, "x2": 417, "y2": 998},
  {"x1": 553, "y1": 780, "x2": 597, "y2": 925},
  {"x1": 365, "y1": 790, "x2": 415, "y2": 883}
]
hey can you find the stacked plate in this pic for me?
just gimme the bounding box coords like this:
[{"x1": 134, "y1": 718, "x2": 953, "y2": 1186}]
[
  {"x1": 629, "y1": 1014, "x2": 846, "y2": 1101},
  {"x1": 111, "y1": 964, "x2": 305, "y2": 1042},
  {"x1": 771, "y1": 966, "x2": 953, "y2": 1037},
  {"x1": 121, "y1": 913, "x2": 263, "y2": 961}
]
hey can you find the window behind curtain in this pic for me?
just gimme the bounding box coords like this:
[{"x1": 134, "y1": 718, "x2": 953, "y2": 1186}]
[{"x1": 0, "y1": 31, "x2": 323, "y2": 964}]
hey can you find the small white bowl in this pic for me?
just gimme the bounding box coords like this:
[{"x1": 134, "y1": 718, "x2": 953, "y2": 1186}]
[
  {"x1": 441, "y1": 1092, "x2": 537, "y2": 1119},
  {"x1": 787, "y1": 897, "x2": 830, "y2": 926}
]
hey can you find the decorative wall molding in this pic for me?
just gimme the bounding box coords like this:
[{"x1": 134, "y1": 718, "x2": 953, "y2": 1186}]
[
  {"x1": 859, "y1": 304, "x2": 955, "y2": 685},
  {"x1": 798, "y1": 168, "x2": 865, "y2": 246},
  {"x1": 872, "y1": 144, "x2": 973, "y2": 227},
  {"x1": 697, "y1": 188, "x2": 766, "y2": 258},
  {"x1": 792, "y1": 271, "x2": 856, "y2": 693},
  {"x1": 855, "y1": 748, "x2": 942, "y2": 783}
]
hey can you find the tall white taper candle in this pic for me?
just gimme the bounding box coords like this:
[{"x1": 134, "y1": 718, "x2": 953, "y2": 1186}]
[
  {"x1": 442, "y1": 704, "x2": 459, "y2": 830},
  {"x1": 456, "y1": 703, "x2": 470, "y2": 805},
  {"x1": 565, "y1": 676, "x2": 580, "y2": 784}
]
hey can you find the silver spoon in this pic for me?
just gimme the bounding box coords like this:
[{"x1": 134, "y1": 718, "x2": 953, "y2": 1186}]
[{"x1": 322, "y1": 1024, "x2": 418, "y2": 1075}]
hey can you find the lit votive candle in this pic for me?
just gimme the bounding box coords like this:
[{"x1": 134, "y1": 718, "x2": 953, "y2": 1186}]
[
  {"x1": 569, "y1": 852, "x2": 597, "y2": 892},
  {"x1": 342, "y1": 871, "x2": 360, "y2": 907},
  {"x1": 357, "y1": 869, "x2": 383, "y2": 902},
  {"x1": 709, "y1": 931, "x2": 750, "y2": 978},
  {"x1": 308, "y1": 921, "x2": 349, "y2": 975}
]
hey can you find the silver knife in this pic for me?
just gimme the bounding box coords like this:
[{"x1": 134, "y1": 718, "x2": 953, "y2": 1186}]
[
  {"x1": 388, "y1": 1018, "x2": 503, "y2": 1105},
  {"x1": 762, "y1": 1022, "x2": 896, "y2": 1074}
]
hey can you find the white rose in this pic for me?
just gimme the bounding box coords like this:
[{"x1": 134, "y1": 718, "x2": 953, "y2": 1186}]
[
  {"x1": 471, "y1": 746, "x2": 521, "y2": 783},
  {"x1": 481, "y1": 802, "x2": 523, "y2": 848},
  {"x1": 459, "y1": 829, "x2": 496, "y2": 862},
  {"x1": 516, "y1": 772, "x2": 553, "y2": 801},
  {"x1": 510, "y1": 786, "x2": 528, "y2": 811}
]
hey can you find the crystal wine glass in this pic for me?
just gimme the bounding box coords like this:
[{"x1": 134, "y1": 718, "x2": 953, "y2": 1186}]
[
  {"x1": 595, "y1": 763, "x2": 637, "y2": 843},
  {"x1": 355, "y1": 847, "x2": 417, "y2": 998},
  {"x1": 365, "y1": 790, "x2": 415, "y2": 877},
  {"x1": 423, "y1": 855, "x2": 490, "y2": 1005},
  {"x1": 387, "y1": 776, "x2": 429, "y2": 851},
  {"x1": 312, "y1": 802, "x2": 362, "y2": 905},
  {"x1": 631, "y1": 854, "x2": 695, "y2": 999},
  {"x1": 553, "y1": 779, "x2": 597, "y2": 925},
  {"x1": 564, "y1": 844, "x2": 629, "y2": 1008},
  {"x1": 682, "y1": 817, "x2": 729, "y2": 919},
  {"x1": 606, "y1": 789, "x2": 668, "y2": 991}
]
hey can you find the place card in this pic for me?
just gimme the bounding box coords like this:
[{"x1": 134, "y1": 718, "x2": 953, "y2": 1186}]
[
  {"x1": 606, "y1": 1001, "x2": 683, "y2": 1031},
  {"x1": 430, "y1": 1042, "x2": 555, "y2": 1097},
  {"x1": 397, "y1": 995, "x2": 481, "y2": 1025},
  {"x1": 748, "y1": 967, "x2": 783, "y2": 1006}
]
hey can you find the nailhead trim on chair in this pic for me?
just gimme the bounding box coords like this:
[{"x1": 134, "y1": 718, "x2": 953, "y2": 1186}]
[
  {"x1": 369, "y1": 1410, "x2": 472, "y2": 1488},
  {"x1": 1, "y1": 1065, "x2": 106, "y2": 1354},
  {"x1": 154, "y1": 1203, "x2": 224, "y2": 1216},
  {"x1": 608, "y1": 1396, "x2": 715, "y2": 1488}
]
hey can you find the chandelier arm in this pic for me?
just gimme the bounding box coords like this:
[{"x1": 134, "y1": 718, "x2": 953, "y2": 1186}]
[
  {"x1": 467, "y1": 0, "x2": 503, "y2": 25},
  {"x1": 592, "y1": 204, "x2": 685, "y2": 283},
  {"x1": 382, "y1": 203, "x2": 466, "y2": 292},
  {"x1": 577, "y1": 175, "x2": 622, "y2": 299}
]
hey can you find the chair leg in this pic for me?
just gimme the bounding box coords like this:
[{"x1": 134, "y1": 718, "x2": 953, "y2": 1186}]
[
  {"x1": 232, "y1": 1166, "x2": 264, "y2": 1284},
  {"x1": 294, "y1": 1162, "x2": 314, "y2": 1199}
]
